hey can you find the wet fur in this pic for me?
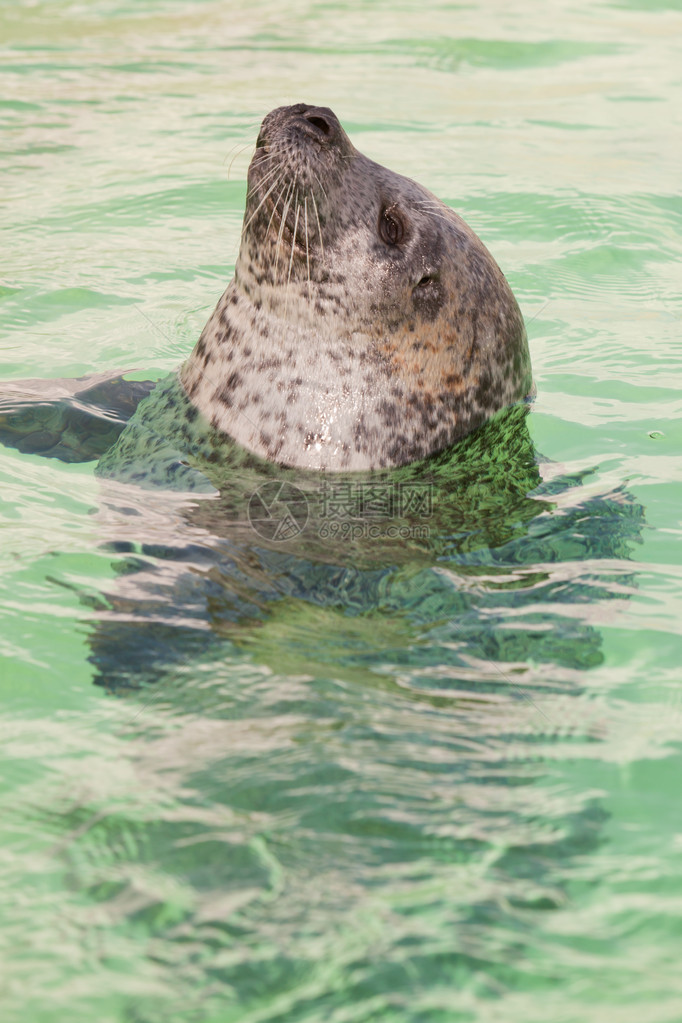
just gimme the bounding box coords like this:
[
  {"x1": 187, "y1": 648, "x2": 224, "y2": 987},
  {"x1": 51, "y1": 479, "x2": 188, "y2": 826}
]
[{"x1": 180, "y1": 103, "x2": 532, "y2": 472}]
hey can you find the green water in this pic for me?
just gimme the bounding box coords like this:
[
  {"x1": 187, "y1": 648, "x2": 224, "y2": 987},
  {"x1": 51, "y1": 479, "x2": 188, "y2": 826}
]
[{"x1": 2, "y1": 0, "x2": 682, "y2": 1020}]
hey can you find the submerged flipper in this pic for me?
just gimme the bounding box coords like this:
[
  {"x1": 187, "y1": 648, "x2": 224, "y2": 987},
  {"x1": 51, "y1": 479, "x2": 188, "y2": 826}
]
[
  {"x1": 0, "y1": 371, "x2": 156, "y2": 463},
  {"x1": 95, "y1": 374, "x2": 219, "y2": 493}
]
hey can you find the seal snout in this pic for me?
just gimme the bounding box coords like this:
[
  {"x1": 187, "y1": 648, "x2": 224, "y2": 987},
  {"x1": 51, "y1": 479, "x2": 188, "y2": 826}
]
[
  {"x1": 255, "y1": 105, "x2": 351, "y2": 159},
  {"x1": 246, "y1": 103, "x2": 354, "y2": 257}
]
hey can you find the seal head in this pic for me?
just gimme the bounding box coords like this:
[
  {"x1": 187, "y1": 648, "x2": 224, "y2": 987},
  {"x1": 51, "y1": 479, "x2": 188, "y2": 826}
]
[{"x1": 181, "y1": 103, "x2": 532, "y2": 470}]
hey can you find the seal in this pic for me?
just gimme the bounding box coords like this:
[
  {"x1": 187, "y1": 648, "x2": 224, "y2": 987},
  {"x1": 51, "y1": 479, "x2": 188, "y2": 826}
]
[
  {"x1": 0, "y1": 103, "x2": 532, "y2": 483},
  {"x1": 180, "y1": 102, "x2": 532, "y2": 472}
]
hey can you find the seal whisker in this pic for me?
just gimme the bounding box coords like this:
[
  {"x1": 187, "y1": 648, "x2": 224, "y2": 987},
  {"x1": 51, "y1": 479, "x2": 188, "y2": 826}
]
[
  {"x1": 413, "y1": 204, "x2": 455, "y2": 227},
  {"x1": 275, "y1": 180, "x2": 295, "y2": 271},
  {"x1": 311, "y1": 170, "x2": 329, "y2": 206},
  {"x1": 245, "y1": 160, "x2": 283, "y2": 202},
  {"x1": 413, "y1": 201, "x2": 455, "y2": 217},
  {"x1": 242, "y1": 174, "x2": 283, "y2": 233},
  {"x1": 266, "y1": 180, "x2": 288, "y2": 246},
  {"x1": 421, "y1": 214, "x2": 453, "y2": 226},
  {"x1": 414, "y1": 201, "x2": 452, "y2": 215},
  {"x1": 415, "y1": 210, "x2": 450, "y2": 220},
  {"x1": 238, "y1": 120, "x2": 262, "y2": 141},
  {"x1": 304, "y1": 195, "x2": 311, "y2": 300},
  {"x1": 274, "y1": 182, "x2": 293, "y2": 257},
  {"x1": 285, "y1": 196, "x2": 301, "y2": 316},
  {"x1": 310, "y1": 191, "x2": 325, "y2": 262},
  {"x1": 225, "y1": 141, "x2": 255, "y2": 177},
  {"x1": 248, "y1": 152, "x2": 282, "y2": 177},
  {"x1": 414, "y1": 202, "x2": 449, "y2": 211},
  {"x1": 250, "y1": 151, "x2": 279, "y2": 165},
  {"x1": 223, "y1": 139, "x2": 253, "y2": 164},
  {"x1": 248, "y1": 152, "x2": 282, "y2": 173}
]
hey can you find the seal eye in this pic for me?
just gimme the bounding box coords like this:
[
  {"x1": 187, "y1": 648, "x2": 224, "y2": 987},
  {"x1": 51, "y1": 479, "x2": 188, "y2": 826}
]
[
  {"x1": 379, "y1": 206, "x2": 405, "y2": 247},
  {"x1": 414, "y1": 271, "x2": 439, "y2": 292}
]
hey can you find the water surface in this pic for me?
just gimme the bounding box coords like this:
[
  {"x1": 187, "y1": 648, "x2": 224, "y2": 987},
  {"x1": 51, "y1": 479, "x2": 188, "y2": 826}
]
[{"x1": 1, "y1": 1, "x2": 682, "y2": 1020}]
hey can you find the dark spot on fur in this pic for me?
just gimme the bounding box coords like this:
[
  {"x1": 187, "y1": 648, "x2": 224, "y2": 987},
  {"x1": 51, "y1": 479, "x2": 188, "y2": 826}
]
[
  {"x1": 216, "y1": 370, "x2": 242, "y2": 407},
  {"x1": 378, "y1": 399, "x2": 401, "y2": 428},
  {"x1": 258, "y1": 356, "x2": 282, "y2": 371}
]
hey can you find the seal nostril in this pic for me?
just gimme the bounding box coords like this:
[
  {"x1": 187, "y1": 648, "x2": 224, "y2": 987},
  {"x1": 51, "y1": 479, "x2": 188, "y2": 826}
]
[{"x1": 305, "y1": 115, "x2": 331, "y2": 136}]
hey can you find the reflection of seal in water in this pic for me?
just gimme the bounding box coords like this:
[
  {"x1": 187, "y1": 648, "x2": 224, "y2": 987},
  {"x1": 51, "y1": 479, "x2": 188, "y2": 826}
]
[{"x1": 180, "y1": 102, "x2": 532, "y2": 471}]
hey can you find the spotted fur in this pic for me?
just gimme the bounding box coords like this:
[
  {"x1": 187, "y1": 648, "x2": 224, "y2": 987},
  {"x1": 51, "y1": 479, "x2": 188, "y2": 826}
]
[{"x1": 103, "y1": 103, "x2": 532, "y2": 484}]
